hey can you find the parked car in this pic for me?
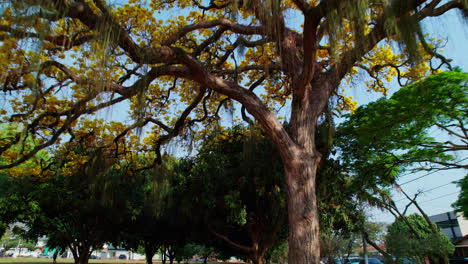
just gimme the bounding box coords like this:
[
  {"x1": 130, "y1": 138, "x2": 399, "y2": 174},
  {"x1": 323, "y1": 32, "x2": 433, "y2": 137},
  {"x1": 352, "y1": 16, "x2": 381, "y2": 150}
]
[
  {"x1": 118, "y1": 254, "x2": 127, "y2": 259},
  {"x1": 359, "y1": 258, "x2": 383, "y2": 264},
  {"x1": 449, "y1": 257, "x2": 468, "y2": 264},
  {"x1": 345, "y1": 257, "x2": 362, "y2": 264}
]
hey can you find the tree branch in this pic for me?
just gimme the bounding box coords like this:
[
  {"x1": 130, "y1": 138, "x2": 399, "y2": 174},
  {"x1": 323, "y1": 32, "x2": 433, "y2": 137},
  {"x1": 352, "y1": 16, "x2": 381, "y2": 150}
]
[{"x1": 208, "y1": 225, "x2": 253, "y2": 253}]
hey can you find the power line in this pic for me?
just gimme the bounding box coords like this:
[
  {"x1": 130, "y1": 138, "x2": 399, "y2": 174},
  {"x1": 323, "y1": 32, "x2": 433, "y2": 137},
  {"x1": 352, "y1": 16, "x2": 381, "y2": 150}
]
[
  {"x1": 394, "y1": 182, "x2": 455, "y2": 203},
  {"x1": 423, "y1": 182, "x2": 454, "y2": 193},
  {"x1": 418, "y1": 191, "x2": 460, "y2": 205},
  {"x1": 399, "y1": 170, "x2": 440, "y2": 186},
  {"x1": 397, "y1": 157, "x2": 468, "y2": 183}
]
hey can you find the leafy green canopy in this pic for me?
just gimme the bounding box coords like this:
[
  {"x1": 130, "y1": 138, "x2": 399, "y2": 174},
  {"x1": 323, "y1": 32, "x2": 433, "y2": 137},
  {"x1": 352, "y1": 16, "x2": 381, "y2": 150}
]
[
  {"x1": 453, "y1": 174, "x2": 468, "y2": 218},
  {"x1": 337, "y1": 71, "x2": 468, "y2": 187},
  {"x1": 385, "y1": 214, "x2": 454, "y2": 263},
  {"x1": 6, "y1": 146, "x2": 143, "y2": 264},
  {"x1": 184, "y1": 126, "x2": 288, "y2": 263}
]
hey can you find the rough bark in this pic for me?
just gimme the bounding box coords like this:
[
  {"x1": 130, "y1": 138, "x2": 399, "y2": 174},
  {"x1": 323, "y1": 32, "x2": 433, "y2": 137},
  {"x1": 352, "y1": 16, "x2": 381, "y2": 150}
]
[
  {"x1": 285, "y1": 151, "x2": 321, "y2": 264},
  {"x1": 282, "y1": 74, "x2": 328, "y2": 264},
  {"x1": 144, "y1": 242, "x2": 157, "y2": 264}
]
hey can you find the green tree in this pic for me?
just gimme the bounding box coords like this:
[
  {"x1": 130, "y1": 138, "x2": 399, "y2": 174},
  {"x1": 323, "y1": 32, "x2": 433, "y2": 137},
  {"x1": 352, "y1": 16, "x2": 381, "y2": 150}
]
[
  {"x1": 0, "y1": 124, "x2": 50, "y2": 237},
  {"x1": 385, "y1": 214, "x2": 454, "y2": 264},
  {"x1": 10, "y1": 148, "x2": 142, "y2": 264},
  {"x1": 453, "y1": 174, "x2": 468, "y2": 219},
  {"x1": 120, "y1": 157, "x2": 176, "y2": 264},
  {"x1": 1, "y1": 1, "x2": 467, "y2": 263},
  {"x1": 337, "y1": 71, "x2": 468, "y2": 183},
  {"x1": 185, "y1": 126, "x2": 288, "y2": 264}
]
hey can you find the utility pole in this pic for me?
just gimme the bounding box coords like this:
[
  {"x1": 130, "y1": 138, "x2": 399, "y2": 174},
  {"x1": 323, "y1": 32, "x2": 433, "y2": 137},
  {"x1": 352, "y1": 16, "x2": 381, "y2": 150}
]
[
  {"x1": 361, "y1": 205, "x2": 368, "y2": 264},
  {"x1": 362, "y1": 234, "x2": 368, "y2": 264}
]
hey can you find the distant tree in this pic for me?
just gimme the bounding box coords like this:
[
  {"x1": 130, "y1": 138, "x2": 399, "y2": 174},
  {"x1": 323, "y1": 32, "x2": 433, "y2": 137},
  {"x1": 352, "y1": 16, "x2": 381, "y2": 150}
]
[
  {"x1": 0, "y1": 124, "x2": 50, "y2": 237},
  {"x1": 120, "y1": 157, "x2": 176, "y2": 264},
  {"x1": 454, "y1": 174, "x2": 468, "y2": 218},
  {"x1": 265, "y1": 240, "x2": 288, "y2": 264},
  {"x1": 3, "y1": 237, "x2": 36, "y2": 253},
  {"x1": 385, "y1": 214, "x2": 454, "y2": 264}
]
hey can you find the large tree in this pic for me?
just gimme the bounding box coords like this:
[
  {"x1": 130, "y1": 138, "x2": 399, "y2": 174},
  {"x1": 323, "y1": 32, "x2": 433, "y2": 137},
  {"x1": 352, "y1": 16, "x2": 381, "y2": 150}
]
[{"x1": 1, "y1": 1, "x2": 467, "y2": 263}]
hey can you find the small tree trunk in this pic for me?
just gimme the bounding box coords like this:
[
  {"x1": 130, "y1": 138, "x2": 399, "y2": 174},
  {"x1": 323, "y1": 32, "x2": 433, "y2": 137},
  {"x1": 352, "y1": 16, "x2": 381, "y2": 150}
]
[
  {"x1": 146, "y1": 251, "x2": 155, "y2": 264},
  {"x1": 252, "y1": 257, "x2": 265, "y2": 264},
  {"x1": 76, "y1": 256, "x2": 89, "y2": 264},
  {"x1": 144, "y1": 242, "x2": 157, "y2": 264},
  {"x1": 74, "y1": 245, "x2": 91, "y2": 264}
]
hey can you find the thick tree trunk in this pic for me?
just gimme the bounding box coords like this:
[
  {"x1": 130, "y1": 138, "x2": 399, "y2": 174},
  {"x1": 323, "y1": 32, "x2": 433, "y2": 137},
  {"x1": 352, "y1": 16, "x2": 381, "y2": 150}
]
[
  {"x1": 284, "y1": 78, "x2": 327, "y2": 264},
  {"x1": 285, "y1": 151, "x2": 321, "y2": 264}
]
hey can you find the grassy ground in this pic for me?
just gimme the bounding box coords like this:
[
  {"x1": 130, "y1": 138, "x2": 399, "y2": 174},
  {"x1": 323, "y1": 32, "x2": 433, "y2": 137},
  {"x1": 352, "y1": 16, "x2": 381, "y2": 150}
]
[{"x1": 0, "y1": 258, "x2": 228, "y2": 264}]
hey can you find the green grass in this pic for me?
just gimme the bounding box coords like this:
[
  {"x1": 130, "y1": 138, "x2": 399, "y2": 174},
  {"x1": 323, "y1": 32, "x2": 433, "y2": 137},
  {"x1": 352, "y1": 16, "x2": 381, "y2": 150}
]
[{"x1": 0, "y1": 258, "x2": 140, "y2": 264}]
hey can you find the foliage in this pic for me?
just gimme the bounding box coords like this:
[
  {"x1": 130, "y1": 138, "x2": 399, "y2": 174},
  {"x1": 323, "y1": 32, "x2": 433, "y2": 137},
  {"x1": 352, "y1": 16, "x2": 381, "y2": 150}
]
[
  {"x1": 1, "y1": 229, "x2": 35, "y2": 252},
  {"x1": 320, "y1": 220, "x2": 385, "y2": 260},
  {"x1": 7, "y1": 146, "x2": 142, "y2": 264},
  {"x1": 265, "y1": 240, "x2": 288, "y2": 264},
  {"x1": 384, "y1": 214, "x2": 454, "y2": 263},
  {"x1": 453, "y1": 174, "x2": 468, "y2": 218},
  {"x1": 2, "y1": 237, "x2": 36, "y2": 252},
  {"x1": 0, "y1": 124, "x2": 50, "y2": 237},
  {"x1": 338, "y1": 71, "x2": 468, "y2": 181},
  {"x1": 336, "y1": 71, "x2": 468, "y2": 214},
  {"x1": 181, "y1": 126, "x2": 288, "y2": 264},
  {"x1": 119, "y1": 156, "x2": 180, "y2": 264},
  {"x1": 316, "y1": 157, "x2": 363, "y2": 236}
]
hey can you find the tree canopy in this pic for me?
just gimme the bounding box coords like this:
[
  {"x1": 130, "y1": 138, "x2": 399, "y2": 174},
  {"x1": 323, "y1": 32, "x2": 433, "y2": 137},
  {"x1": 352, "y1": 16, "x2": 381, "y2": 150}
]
[
  {"x1": 338, "y1": 71, "x2": 467, "y2": 179},
  {"x1": 453, "y1": 174, "x2": 468, "y2": 218},
  {"x1": 181, "y1": 126, "x2": 288, "y2": 264},
  {"x1": 7, "y1": 146, "x2": 143, "y2": 264},
  {"x1": 1, "y1": 1, "x2": 467, "y2": 263},
  {"x1": 336, "y1": 70, "x2": 467, "y2": 215},
  {"x1": 385, "y1": 214, "x2": 454, "y2": 263}
]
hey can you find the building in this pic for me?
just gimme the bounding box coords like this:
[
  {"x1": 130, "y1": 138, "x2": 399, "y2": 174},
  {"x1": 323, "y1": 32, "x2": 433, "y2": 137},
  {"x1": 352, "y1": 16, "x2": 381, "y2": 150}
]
[{"x1": 429, "y1": 211, "x2": 468, "y2": 241}]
